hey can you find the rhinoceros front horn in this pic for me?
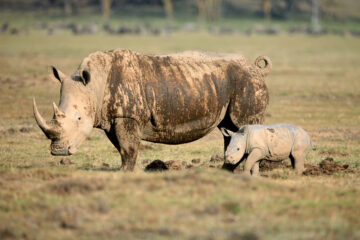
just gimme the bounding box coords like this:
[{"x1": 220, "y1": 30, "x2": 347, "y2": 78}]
[{"x1": 33, "y1": 98, "x2": 58, "y2": 138}]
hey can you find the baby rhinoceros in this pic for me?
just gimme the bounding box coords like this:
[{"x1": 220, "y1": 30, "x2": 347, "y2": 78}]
[{"x1": 221, "y1": 124, "x2": 315, "y2": 176}]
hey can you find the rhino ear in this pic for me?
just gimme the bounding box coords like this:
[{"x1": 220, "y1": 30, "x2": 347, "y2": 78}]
[
  {"x1": 81, "y1": 70, "x2": 91, "y2": 86},
  {"x1": 220, "y1": 128, "x2": 235, "y2": 137},
  {"x1": 50, "y1": 66, "x2": 66, "y2": 83}
]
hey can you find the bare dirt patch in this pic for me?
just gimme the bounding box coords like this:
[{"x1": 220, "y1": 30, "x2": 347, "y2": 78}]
[
  {"x1": 164, "y1": 160, "x2": 182, "y2": 170},
  {"x1": 144, "y1": 159, "x2": 200, "y2": 171},
  {"x1": 259, "y1": 160, "x2": 291, "y2": 172},
  {"x1": 303, "y1": 157, "x2": 354, "y2": 176},
  {"x1": 102, "y1": 162, "x2": 110, "y2": 168},
  {"x1": 191, "y1": 158, "x2": 201, "y2": 164},
  {"x1": 60, "y1": 158, "x2": 73, "y2": 165},
  {"x1": 142, "y1": 154, "x2": 355, "y2": 177},
  {"x1": 144, "y1": 160, "x2": 169, "y2": 172}
]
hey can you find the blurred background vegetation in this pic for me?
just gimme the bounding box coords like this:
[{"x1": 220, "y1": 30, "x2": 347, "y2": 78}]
[{"x1": 0, "y1": 0, "x2": 359, "y2": 36}]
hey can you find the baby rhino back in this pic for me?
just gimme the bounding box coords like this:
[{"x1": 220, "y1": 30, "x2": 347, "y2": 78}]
[{"x1": 264, "y1": 125, "x2": 294, "y2": 160}]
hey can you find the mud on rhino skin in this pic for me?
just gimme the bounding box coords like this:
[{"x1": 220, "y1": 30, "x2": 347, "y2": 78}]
[{"x1": 33, "y1": 49, "x2": 271, "y2": 171}]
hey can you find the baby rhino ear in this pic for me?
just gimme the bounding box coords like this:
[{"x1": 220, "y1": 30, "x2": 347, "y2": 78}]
[
  {"x1": 238, "y1": 126, "x2": 248, "y2": 135},
  {"x1": 220, "y1": 128, "x2": 235, "y2": 137}
]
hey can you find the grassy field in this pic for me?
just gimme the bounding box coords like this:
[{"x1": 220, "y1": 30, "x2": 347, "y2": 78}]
[{"x1": 0, "y1": 29, "x2": 360, "y2": 239}]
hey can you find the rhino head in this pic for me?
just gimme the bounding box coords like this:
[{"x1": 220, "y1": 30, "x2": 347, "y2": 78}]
[
  {"x1": 221, "y1": 126, "x2": 248, "y2": 164},
  {"x1": 33, "y1": 66, "x2": 96, "y2": 156}
]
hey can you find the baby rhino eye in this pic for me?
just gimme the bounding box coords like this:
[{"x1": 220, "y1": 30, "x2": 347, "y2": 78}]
[
  {"x1": 78, "y1": 116, "x2": 81, "y2": 121},
  {"x1": 237, "y1": 148, "x2": 240, "y2": 151}
]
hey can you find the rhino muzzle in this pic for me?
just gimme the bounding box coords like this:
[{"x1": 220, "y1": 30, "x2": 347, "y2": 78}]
[
  {"x1": 50, "y1": 141, "x2": 73, "y2": 156},
  {"x1": 224, "y1": 153, "x2": 237, "y2": 164},
  {"x1": 51, "y1": 148, "x2": 70, "y2": 156},
  {"x1": 224, "y1": 157, "x2": 233, "y2": 164}
]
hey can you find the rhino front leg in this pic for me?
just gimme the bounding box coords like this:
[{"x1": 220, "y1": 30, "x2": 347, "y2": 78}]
[
  {"x1": 112, "y1": 118, "x2": 141, "y2": 172},
  {"x1": 244, "y1": 149, "x2": 263, "y2": 176}
]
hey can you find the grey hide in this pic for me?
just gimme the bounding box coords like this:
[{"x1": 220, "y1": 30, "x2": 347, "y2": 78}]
[{"x1": 221, "y1": 123, "x2": 315, "y2": 176}]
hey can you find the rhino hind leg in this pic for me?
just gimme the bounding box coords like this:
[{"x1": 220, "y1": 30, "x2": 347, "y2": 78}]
[
  {"x1": 290, "y1": 150, "x2": 305, "y2": 174},
  {"x1": 251, "y1": 161, "x2": 260, "y2": 177},
  {"x1": 289, "y1": 155, "x2": 295, "y2": 169},
  {"x1": 107, "y1": 118, "x2": 141, "y2": 172}
]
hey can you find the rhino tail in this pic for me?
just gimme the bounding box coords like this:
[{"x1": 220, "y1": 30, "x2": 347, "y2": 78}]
[{"x1": 255, "y1": 56, "x2": 272, "y2": 77}]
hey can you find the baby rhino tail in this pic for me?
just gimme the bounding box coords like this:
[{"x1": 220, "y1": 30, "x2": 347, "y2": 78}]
[{"x1": 310, "y1": 139, "x2": 316, "y2": 151}]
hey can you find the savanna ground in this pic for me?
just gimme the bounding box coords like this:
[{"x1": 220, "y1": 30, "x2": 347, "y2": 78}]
[{"x1": 1, "y1": 12, "x2": 360, "y2": 239}]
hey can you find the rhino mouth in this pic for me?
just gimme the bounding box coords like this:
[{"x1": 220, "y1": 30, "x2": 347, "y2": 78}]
[
  {"x1": 51, "y1": 148, "x2": 70, "y2": 156},
  {"x1": 224, "y1": 158, "x2": 236, "y2": 165},
  {"x1": 51, "y1": 142, "x2": 72, "y2": 156}
]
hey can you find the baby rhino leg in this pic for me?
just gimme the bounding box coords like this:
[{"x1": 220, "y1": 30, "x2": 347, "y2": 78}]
[
  {"x1": 290, "y1": 150, "x2": 305, "y2": 174},
  {"x1": 244, "y1": 149, "x2": 263, "y2": 177},
  {"x1": 251, "y1": 161, "x2": 260, "y2": 177}
]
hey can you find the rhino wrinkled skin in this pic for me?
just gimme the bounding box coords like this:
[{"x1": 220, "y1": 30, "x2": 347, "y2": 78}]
[
  {"x1": 222, "y1": 124, "x2": 315, "y2": 176},
  {"x1": 33, "y1": 49, "x2": 271, "y2": 171}
]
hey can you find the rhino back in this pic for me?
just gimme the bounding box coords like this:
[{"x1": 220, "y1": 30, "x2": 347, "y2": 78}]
[
  {"x1": 100, "y1": 49, "x2": 267, "y2": 144},
  {"x1": 266, "y1": 127, "x2": 293, "y2": 160},
  {"x1": 291, "y1": 126, "x2": 312, "y2": 151},
  {"x1": 102, "y1": 50, "x2": 151, "y2": 126},
  {"x1": 247, "y1": 125, "x2": 293, "y2": 160}
]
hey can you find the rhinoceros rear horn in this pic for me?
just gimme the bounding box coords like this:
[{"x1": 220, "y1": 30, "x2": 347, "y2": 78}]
[
  {"x1": 255, "y1": 56, "x2": 272, "y2": 77},
  {"x1": 33, "y1": 98, "x2": 59, "y2": 138},
  {"x1": 52, "y1": 102, "x2": 65, "y2": 118}
]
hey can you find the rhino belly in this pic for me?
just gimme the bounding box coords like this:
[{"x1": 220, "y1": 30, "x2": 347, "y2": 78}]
[
  {"x1": 142, "y1": 122, "x2": 216, "y2": 144},
  {"x1": 266, "y1": 128, "x2": 293, "y2": 160},
  {"x1": 142, "y1": 103, "x2": 227, "y2": 144}
]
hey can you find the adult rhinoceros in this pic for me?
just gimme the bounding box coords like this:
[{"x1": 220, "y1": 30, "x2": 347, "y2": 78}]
[{"x1": 33, "y1": 49, "x2": 271, "y2": 171}]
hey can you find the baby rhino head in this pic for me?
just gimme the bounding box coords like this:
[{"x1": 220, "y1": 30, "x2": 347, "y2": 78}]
[{"x1": 221, "y1": 127, "x2": 247, "y2": 164}]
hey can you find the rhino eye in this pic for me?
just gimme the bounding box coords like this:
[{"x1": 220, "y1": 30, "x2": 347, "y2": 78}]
[
  {"x1": 78, "y1": 116, "x2": 81, "y2": 121},
  {"x1": 237, "y1": 148, "x2": 240, "y2": 151}
]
